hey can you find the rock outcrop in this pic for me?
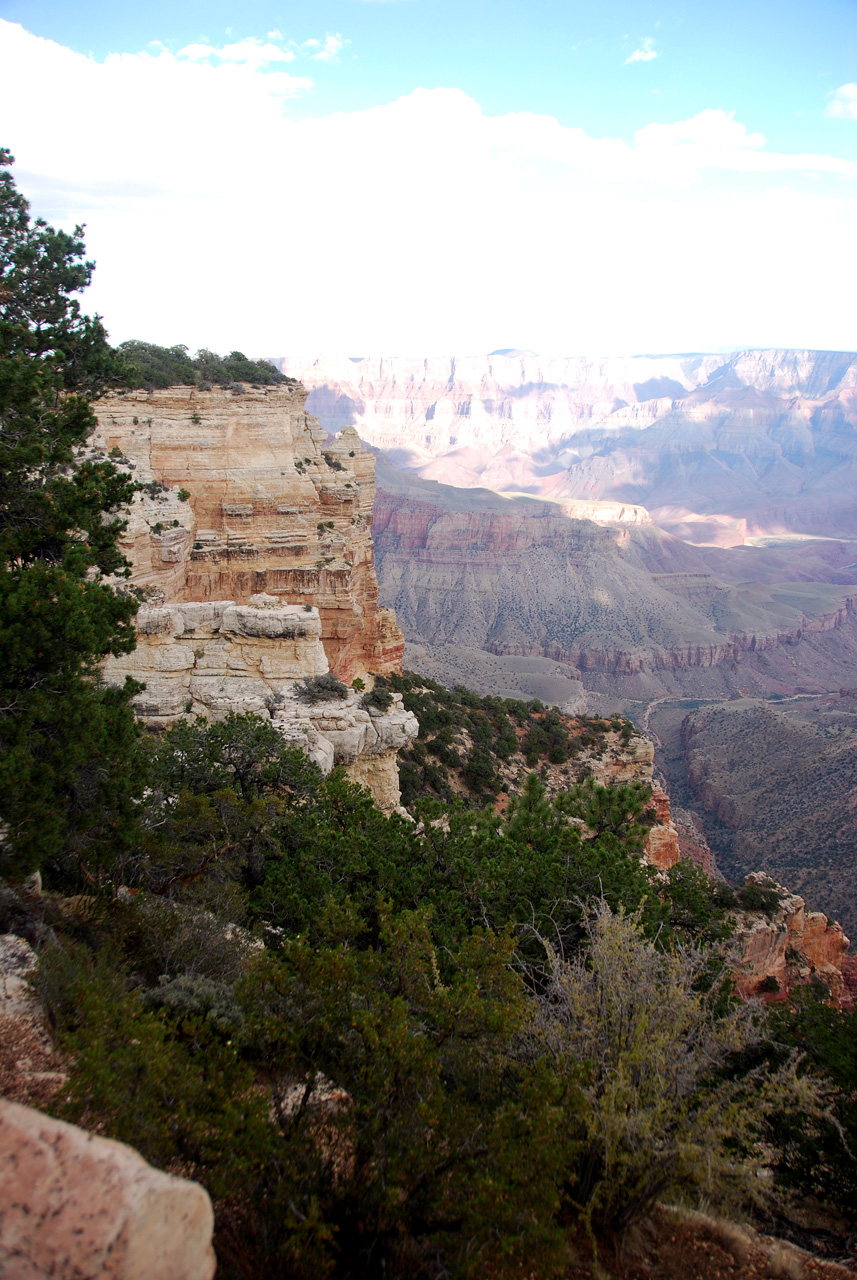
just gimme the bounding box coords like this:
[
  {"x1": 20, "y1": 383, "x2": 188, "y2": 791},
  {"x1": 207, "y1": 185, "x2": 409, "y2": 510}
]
[
  {"x1": 0, "y1": 1098, "x2": 216, "y2": 1280},
  {"x1": 731, "y1": 873, "x2": 852, "y2": 1010},
  {"x1": 0, "y1": 934, "x2": 66, "y2": 1109},
  {"x1": 93, "y1": 385, "x2": 404, "y2": 683},
  {"x1": 94, "y1": 387, "x2": 416, "y2": 808}
]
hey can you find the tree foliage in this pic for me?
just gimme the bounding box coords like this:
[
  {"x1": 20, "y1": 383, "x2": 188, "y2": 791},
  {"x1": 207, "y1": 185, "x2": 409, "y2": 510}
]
[
  {"x1": 116, "y1": 339, "x2": 293, "y2": 389},
  {"x1": 26, "y1": 708, "x2": 831, "y2": 1277},
  {"x1": 0, "y1": 149, "x2": 142, "y2": 878}
]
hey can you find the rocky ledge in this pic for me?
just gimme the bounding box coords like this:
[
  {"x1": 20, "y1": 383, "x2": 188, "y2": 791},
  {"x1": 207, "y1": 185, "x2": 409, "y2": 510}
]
[{"x1": 103, "y1": 594, "x2": 418, "y2": 811}]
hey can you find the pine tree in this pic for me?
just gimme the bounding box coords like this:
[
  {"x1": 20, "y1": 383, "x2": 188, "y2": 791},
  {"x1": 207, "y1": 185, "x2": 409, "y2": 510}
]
[{"x1": 0, "y1": 148, "x2": 143, "y2": 881}]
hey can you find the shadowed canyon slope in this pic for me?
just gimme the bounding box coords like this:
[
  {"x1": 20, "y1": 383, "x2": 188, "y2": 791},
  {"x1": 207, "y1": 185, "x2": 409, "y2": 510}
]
[
  {"x1": 278, "y1": 349, "x2": 857, "y2": 547},
  {"x1": 371, "y1": 456, "x2": 857, "y2": 688},
  {"x1": 677, "y1": 696, "x2": 857, "y2": 939}
]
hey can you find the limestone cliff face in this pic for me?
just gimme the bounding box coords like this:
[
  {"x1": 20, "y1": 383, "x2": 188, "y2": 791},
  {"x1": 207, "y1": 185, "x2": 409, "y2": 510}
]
[
  {"x1": 94, "y1": 386, "x2": 414, "y2": 809},
  {"x1": 93, "y1": 385, "x2": 403, "y2": 683}
]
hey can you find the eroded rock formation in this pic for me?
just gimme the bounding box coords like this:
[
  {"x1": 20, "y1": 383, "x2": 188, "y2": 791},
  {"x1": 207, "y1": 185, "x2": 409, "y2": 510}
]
[
  {"x1": 731, "y1": 873, "x2": 852, "y2": 1010},
  {"x1": 94, "y1": 387, "x2": 416, "y2": 808},
  {"x1": 373, "y1": 483, "x2": 857, "y2": 678},
  {"x1": 279, "y1": 349, "x2": 857, "y2": 547}
]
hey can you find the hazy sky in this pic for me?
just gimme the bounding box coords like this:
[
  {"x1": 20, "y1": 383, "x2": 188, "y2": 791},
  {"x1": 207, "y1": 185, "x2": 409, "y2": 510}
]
[{"x1": 1, "y1": 1, "x2": 855, "y2": 356}]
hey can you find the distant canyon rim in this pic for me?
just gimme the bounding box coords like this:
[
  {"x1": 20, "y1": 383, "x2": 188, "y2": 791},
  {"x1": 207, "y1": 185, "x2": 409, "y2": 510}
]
[{"x1": 276, "y1": 349, "x2": 857, "y2": 934}]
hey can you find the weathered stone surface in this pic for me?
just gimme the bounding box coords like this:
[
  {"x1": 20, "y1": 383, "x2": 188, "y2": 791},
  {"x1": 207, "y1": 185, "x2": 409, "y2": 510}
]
[
  {"x1": 0, "y1": 1098, "x2": 216, "y2": 1279},
  {"x1": 272, "y1": 691, "x2": 419, "y2": 809},
  {"x1": 94, "y1": 388, "x2": 415, "y2": 808},
  {"x1": 0, "y1": 934, "x2": 37, "y2": 1021},
  {"x1": 103, "y1": 599, "x2": 418, "y2": 807}
]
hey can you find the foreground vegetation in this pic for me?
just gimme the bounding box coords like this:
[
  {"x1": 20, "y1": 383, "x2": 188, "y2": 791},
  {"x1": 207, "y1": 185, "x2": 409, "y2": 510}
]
[
  {"x1": 2, "y1": 148, "x2": 856, "y2": 1277},
  {"x1": 6, "y1": 711, "x2": 843, "y2": 1278}
]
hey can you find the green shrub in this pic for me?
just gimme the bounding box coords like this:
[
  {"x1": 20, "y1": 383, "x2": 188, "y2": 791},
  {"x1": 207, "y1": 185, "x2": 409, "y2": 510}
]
[
  {"x1": 362, "y1": 685, "x2": 393, "y2": 712},
  {"x1": 296, "y1": 673, "x2": 348, "y2": 703},
  {"x1": 529, "y1": 900, "x2": 826, "y2": 1232},
  {"x1": 116, "y1": 341, "x2": 293, "y2": 390},
  {"x1": 737, "y1": 883, "x2": 783, "y2": 917}
]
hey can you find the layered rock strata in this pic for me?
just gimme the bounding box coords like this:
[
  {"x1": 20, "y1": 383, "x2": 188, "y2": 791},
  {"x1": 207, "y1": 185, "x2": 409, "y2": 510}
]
[
  {"x1": 103, "y1": 594, "x2": 417, "y2": 811},
  {"x1": 94, "y1": 388, "x2": 415, "y2": 808},
  {"x1": 278, "y1": 349, "x2": 857, "y2": 546},
  {"x1": 373, "y1": 487, "x2": 857, "y2": 678},
  {"x1": 93, "y1": 385, "x2": 403, "y2": 683}
]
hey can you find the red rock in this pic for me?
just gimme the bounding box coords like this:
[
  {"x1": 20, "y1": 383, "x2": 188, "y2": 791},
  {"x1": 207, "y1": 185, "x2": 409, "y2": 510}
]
[{"x1": 732, "y1": 873, "x2": 852, "y2": 1009}]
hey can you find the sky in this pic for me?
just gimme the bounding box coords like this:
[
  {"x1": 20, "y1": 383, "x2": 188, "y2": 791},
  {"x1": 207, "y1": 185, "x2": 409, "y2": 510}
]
[{"x1": 1, "y1": 0, "x2": 856, "y2": 357}]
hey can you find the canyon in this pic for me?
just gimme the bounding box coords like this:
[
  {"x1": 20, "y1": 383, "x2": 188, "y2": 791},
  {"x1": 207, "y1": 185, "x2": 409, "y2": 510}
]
[
  {"x1": 274, "y1": 350, "x2": 857, "y2": 943},
  {"x1": 278, "y1": 349, "x2": 857, "y2": 547},
  {"x1": 89, "y1": 371, "x2": 854, "y2": 990}
]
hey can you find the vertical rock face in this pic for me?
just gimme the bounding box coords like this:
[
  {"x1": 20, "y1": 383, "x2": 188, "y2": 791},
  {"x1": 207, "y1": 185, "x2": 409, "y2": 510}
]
[
  {"x1": 94, "y1": 386, "x2": 416, "y2": 808},
  {"x1": 93, "y1": 385, "x2": 403, "y2": 683},
  {"x1": 0, "y1": 1098, "x2": 216, "y2": 1280}
]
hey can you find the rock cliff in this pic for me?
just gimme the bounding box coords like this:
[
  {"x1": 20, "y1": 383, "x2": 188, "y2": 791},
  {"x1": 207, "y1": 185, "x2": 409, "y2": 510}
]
[
  {"x1": 93, "y1": 385, "x2": 403, "y2": 682},
  {"x1": 93, "y1": 386, "x2": 416, "y2": 809}
]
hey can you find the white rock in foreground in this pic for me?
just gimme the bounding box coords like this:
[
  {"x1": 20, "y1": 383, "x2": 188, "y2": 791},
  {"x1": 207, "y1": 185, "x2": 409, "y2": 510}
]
[{"x1": 0, "y1": 1098, "x2": 216, "y2": 1280}]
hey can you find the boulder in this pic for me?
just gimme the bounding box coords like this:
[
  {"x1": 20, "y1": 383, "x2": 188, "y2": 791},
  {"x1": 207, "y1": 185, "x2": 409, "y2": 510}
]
[{"x1": 0, "y1": 1098, "x2": 216, "y2": 1280}]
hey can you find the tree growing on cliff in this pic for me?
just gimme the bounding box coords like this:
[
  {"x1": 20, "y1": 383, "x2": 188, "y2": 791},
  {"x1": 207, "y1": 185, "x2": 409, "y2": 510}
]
[{"x1": 0, "y1": 149, "x2": 143, "y2": 880}]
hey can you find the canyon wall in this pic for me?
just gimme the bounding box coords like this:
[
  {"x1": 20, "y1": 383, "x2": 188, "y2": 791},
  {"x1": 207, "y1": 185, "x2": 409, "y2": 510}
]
[
  {"x1": 372, "y1": 481, "x2": 857, "y2": 679},
  {"x1": 277, "y1": 349, "x2": 857, "y2": 546},
  {"x1": 679, "y1": 697, "x2": 857, "y2": 940},
  {"x1": 93, "y1": 385, "x2": 415, "y2": 809}
]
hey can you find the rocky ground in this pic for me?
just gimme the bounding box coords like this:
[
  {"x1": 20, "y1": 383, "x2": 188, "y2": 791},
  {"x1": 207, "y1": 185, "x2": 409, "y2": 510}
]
[{"x1": 558, "y1": 1207, "x2": 856, "y2": 1280}]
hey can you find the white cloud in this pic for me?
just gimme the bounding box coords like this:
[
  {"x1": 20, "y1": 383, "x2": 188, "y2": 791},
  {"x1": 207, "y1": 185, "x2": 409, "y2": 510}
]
[
  {"x1": 625, "y1": 37, "x2": 658, "y2": 64},
  {"x1": 177, "y1": 36, "x2": 296, "y2": 69},
  {"x1": 826, "y1": 83, "x2": 857, "y2": 120},
  {"x1": 308, "y1": 34, "x2": 348, "y2": 63},
  {"x1": 0, "y1": 20, "x2": 854, "y2": 356}
]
